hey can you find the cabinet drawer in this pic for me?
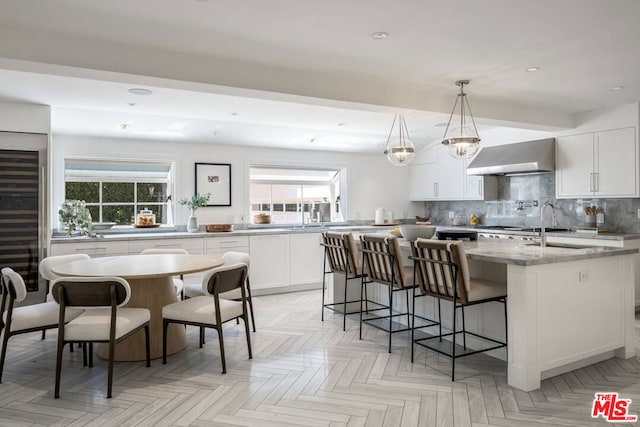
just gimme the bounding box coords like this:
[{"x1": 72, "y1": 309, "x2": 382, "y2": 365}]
[
  {"x1": 129, "y1": 237, "x2": 204, "y2": 254},
  {"x1": 206, "y1": 236, "x2": 249, "y2": 252},
  {"x1": 50, "y1": 241, "x2": 129, "y2": 257}
]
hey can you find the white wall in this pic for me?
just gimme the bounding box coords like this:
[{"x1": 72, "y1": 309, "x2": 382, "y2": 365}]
[
  {"x1": 0, "y1": 101, "x2": 51, "y2": 134},
  {"x1": 51, "y1": 135, "x2": 420, "y2": 227}
]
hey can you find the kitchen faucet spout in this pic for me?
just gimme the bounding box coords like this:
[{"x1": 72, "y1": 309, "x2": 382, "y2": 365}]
[{"x1": 540, "y1": 203, "x2": 557, "y2": 247}]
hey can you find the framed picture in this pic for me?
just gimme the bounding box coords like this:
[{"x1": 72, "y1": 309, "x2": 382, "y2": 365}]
[{"x1": 195, "y1": 163, "x2": 231, "y2": 206}]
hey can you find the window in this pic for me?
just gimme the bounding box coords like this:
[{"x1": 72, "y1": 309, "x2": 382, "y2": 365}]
[
  {"x1": 64, "y1": 159, "x2": 173, "y2": 225},
  {"x1": 249, "y1": 166, "x2": 344, "y2": 224}
]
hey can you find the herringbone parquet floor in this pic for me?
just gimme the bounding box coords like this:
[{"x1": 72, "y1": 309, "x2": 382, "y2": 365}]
[{"x1": 1, "y1": 289, "x2": 640, "y2": 426}]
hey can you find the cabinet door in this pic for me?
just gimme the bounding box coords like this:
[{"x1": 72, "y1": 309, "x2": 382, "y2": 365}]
[
  {"x1": 129, "y1": 237, "x2": 204, "y2": 254},
  {"x1": 595, "y1": 127, "x2": 637, "y2": 197},
  {"x1": 464, "y1": 157, "x2": 484, "y2": 200},
  {"x1": 50, "y1": 241, "x2": 129, "y2": 257},
  {"x1": 556, "y1": 133, "x2": 595, "y2": 198},
  {"x1": 289, "y1": 233, "x2": 324, "y2": 286},
  {"x1": 436, "y1": 145, "x2": 464, "y2": 200},
  {"x1": 409, "y1": 162, "x2": 437, "y2": 200},
  {"x1": 249, "y1": 234, "x2": 290, "y2": 290}
]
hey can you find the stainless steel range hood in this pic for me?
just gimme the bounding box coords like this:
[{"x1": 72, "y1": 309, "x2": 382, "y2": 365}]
[{"x1": 466, "y1": 138, "x2": 555, "y2": 175}]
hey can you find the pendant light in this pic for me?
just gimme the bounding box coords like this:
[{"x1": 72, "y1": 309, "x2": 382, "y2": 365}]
[
  {"x1": 384, "y1": 115, "x2": 415, "y2": 166},
  {"x1": 442, "y1": 80, "x2": 481, "y2": 159}
]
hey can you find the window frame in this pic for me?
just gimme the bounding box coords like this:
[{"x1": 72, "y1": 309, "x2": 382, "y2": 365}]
[
  {"x1": 247, "y1": 163, "x2": 347, "y2": 226},
  {"x1": 63, "y1": 158, "x2": 175, "y2": 226}
]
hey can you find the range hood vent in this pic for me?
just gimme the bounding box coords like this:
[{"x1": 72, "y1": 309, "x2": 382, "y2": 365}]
[{"x1": 466, "y1": 138, "x2": 555, "y2": 175}]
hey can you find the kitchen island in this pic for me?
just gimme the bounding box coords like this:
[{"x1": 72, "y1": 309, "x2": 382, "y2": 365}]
[
  {"x1": 344, "y1": 235, "x2": 638, "y2": 391},
  {"x1": 460, "y1": 240, "x2": 637, "y2": 391}
]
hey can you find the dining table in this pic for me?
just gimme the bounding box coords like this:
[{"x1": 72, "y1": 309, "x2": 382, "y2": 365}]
[{"x1": 51, "y1": 253, "x2": 224, "y2": 361}]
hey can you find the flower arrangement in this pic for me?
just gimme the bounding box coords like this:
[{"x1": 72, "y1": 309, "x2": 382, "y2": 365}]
[
  {"x1": 179, "y1": 192, "x2": 211, "y2": 212},
  {"x1": 58, "y1": 199, "x2": 101, "y2": 238}
]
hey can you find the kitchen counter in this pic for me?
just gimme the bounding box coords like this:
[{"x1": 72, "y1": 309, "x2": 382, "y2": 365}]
[{"x1": 436, "y1": 224, "x2": 640, "y2": 241}]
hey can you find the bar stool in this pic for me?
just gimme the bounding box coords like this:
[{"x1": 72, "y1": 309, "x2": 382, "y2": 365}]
[
  {"x1": 410, "y1": 238, "x2": 507, "y2": 380},
  {"x1": 321, "y1": 231, "x2": 374, "y2": 331},
  {"x1": 358, "y1": 234, "x2": 415, "y2": 353}
]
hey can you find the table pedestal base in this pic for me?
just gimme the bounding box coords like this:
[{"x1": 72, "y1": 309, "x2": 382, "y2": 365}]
[{"x1": 97, "y1": 276, "x2": 187, "y2": 361}]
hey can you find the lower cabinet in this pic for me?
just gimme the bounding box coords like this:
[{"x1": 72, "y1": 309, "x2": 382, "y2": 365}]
[
  {"x1": 249, "y1": 234, "x2": 290, "y2": 292},
  {"x1": 289, "y1": 232, "x2": 324, "y2": 287},
  {"x1": 49, "y1": 240, "x2": 129, "y2": 257}
]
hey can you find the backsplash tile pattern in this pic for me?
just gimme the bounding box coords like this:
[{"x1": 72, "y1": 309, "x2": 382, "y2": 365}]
[{"x1": 424, "y1": 173, "x2": 640, "y2": 233}]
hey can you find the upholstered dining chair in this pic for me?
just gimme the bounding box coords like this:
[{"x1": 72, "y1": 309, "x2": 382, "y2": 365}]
[
  {"x1": 359, "y1": 234, "x2": 415, "y2": 353},
  {"x1": 321, "y1": 231, "x2": 368, "y2": 331},
  {"x1": 51, "y1": 276, "x2": 151, "y2": 398},
  {"x1": 140, "y1": 248, "x2": 188, "y2": 299},
  {"x1": 0, "y1": 267, "x2": 83, "y2": 383},
  {"x1": 39, "y1": 253, "x2": 91, "y2": 341},
  {"x1": 184, "y1": 251, "x2": 256, "y2": 332},
  {"x1": 162, "y1": 263, "x2": 252, "y2": 374},
  {"x1": 410, "y1": 238, "x2": 507, "y2": 380}
]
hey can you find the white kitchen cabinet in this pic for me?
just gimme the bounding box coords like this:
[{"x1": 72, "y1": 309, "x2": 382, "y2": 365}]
[
  {"x1": 556, "y1": 127, "x2": 638, "y2": 198},
  {"x1": 289, "y1": 232, "x2": 324, "y2": 287},
  {"x1": 50, "y1": 240, "x2": 129, "y2": 257},
  {"x1": 206, "y1": 235, "x2": 249, "y2": 257},
  {"x1": 409, "y1": 144, "x2": 495, "y2": 201},
  {"x1": 249, "y1": 234, "x2": 290, "y2": 291}
]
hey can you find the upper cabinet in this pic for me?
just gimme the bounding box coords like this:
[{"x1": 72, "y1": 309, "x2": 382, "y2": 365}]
[
  {"x1": 409, "y1": 144, "x2": 496, "y2": 201},
  {"x1": 556, "y1": 127, "x2": 638, "y2": 198}
]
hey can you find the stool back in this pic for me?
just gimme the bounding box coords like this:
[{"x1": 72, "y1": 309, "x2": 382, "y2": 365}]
[
  {"x1": 322, "y1": 232, "x2": 360, "y2": 278},
  {"x1": 360, "y1": 234, "x2": 409, "y2": 288}
]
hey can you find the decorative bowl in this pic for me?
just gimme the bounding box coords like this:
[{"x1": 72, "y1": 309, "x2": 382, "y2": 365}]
[
  {"x1": 206, "y1": 224, "x2": 234, "y2": 232},
  {"x1": 399, "y1": 224, "x2": 436, "y2": 241}
]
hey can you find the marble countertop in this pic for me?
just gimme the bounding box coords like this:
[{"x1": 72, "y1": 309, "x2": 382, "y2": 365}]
[{"x1": 460, "y1": 239, "x2": 638, "y2": 266}]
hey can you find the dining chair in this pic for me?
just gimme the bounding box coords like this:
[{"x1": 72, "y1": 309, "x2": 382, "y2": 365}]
[
  {"x1": 39, "y1": 253, "x2": 91, "y2": 341},
  {"x1": 162, "y1": 263, "x2": 252, "y2": 374},
  {"x1": 0, "y1": 267, "x2": 83, "y2": 383},
  {"x1": 359, "y1": 234, "x2": 415, "y2": 353},
  {"x1": 410, "y1": 238, "x2": 507, "y2": 380},
  {"x1": 184, "y1": 251, "x2": 256, "y2": 332},
  {"x1": 50, "y1": 276, "x2": 151, "y2": 398},
  {"x1": 140, "y1": 248, "x2": 188, "y2": 299}
]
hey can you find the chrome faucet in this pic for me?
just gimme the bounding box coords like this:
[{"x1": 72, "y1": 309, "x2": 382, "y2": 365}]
[{"x1": 540, "y1": 202, "x2": 558, "y2": 247}]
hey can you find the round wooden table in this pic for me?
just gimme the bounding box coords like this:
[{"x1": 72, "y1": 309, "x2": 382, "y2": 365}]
[{"x1": 51, "y1": 254, "x2": 224, "y2": 361}]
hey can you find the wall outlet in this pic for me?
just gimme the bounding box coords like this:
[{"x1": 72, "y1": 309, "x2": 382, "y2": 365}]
[
  {"x1": 579, "y1": 271, "x2": 589, "y2": 282},
  {"x1": 448, "y1": 211, "x2": 455, "y2": 219}
]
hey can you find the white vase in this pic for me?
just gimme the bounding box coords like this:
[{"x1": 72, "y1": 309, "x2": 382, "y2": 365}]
[{"x1": 187, "y1": 214, "x2": 198, "y2": 233}]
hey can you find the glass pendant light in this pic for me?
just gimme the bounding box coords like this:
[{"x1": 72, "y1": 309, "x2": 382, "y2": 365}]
[
  {"x1": 442, "y1": 80, "x2": 481, "y2": 159},
  {"x1": 384, "y1": 115, "x2": 415, "y2": 166}
]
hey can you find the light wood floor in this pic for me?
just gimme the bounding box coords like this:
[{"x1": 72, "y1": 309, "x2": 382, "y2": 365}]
[{"x1": 1, "y1": 289, "x2": 640, "y2": 426}]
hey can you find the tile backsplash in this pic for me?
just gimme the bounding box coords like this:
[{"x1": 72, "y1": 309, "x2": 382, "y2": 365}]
[{"x1": 423, "y1": 173, "x2": 640, "y2": 233}]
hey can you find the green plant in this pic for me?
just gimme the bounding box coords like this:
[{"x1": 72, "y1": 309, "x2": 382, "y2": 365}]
[
  {"x1": 179, "y1": 192, "x2": 211, "y2": 212},
  {"x1": 58, "y1": 199, "x2": 101, "y2": 238}
]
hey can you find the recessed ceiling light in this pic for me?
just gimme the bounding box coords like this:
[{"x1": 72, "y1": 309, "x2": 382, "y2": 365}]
[
  {"x1": 127, "y1": 103, "x2": 137, "y2": 107},
  {"x1": 525, "y1": 67, "x2": 541, "y2": 72},
  {"x1": 337, "y1": 122, "x2": 346, "y2": 127},
  {"x1": 434, "y1": 122, "x2": 448, "y2": 127},
  {"x1": 128, "y1": 88, "x2": 153, "y2": 96},
  {"x1": 608, "y1": 85, "x2": 624, "y2": 91},
  {"x1": 310, "y1": 138, "x2": 316, "y2": 143},
  {"x1": 120, "y1": 123, "x2": 130, "y2": 130},
  {"x1": 371, "y1": 32, "x2": 388, "y2": 40},
  {"x1": 231, "y1": 112, "x2": 239, "y2": 116}
]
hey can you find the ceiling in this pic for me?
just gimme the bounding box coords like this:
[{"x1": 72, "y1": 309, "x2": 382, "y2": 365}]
[{"x1": 0, "y1": 0, "x2": 638, "y2": 153}]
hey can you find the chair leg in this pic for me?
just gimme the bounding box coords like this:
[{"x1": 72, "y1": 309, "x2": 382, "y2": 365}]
[
  {"x1": 451, "y1": 301, "x2": 457, "y2": 382},
  {"x1": 199, "y1": 327, "x2": 205, "y2": 348},
  {"x1": 82, "y1": 343, "x2": 88, "y2": 367},
  {"x1": 243, "y1": 315, "x2": 252, "y2": 360},
  {"x1": 145, "y1": 325, "x2": 150, "y2": 368},
  {"x1": 461, "y1": 305, "x2": 467, "y2": 350},
  {"x1": 246, "y1": 291, "x2": 257, "y2": 333},
  {"x1": 89, "y1": 343, "x2": 94, "y2": 368},
  {"x1": 411, "y1": 287, "x2": 416, "y2": 363},
  {"x1": 54, "y1": 340, "x2": 65, "y2": 398},
  {"x1": 359, "y1": 278, "x2": 365, "y2": 340},
  {"x1": 438, "y1": 299, "x2": 443, "y2": 342},
  {"x1": 388, "y1": 284, "x2": 393, "y2": 353},
  {"x1": 321, "y1": 271, "x2": 326, "y2": 322},
  {"x1": 342, "y1": 272, "x2": 348, "y2": 331},
  {"x1": 107, "y1": 340, "x2": 114, "y2": 398},
  {"x1": 216, "y1": 326, "x2": 226, "y2": 374},
  {"x1": 405, "y1": 289, "x2": 411, "y2": 329},
  {"x1": 503, "y1": 298, "x2": 508, "y2": 346},
  {"x1": 162, "y1": 319, "x2": 169, "y2": 364},
  {"x1": 0, "y1": 330, "x2": 10, "y2": 383},
  {"x1": 41, "y1": 330, "x2": 46, "y2": 340}
]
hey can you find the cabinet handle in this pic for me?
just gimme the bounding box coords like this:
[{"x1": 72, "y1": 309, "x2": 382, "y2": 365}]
[
  {"x1": 155, "y1": 243, "x2": 181, "y2": 248},
  {"x1": 218, "y1": 240, "x2": 239, "y2": 244},
  {"x1": 594, "y1": 172, "x2": 599, "y2": 192},
  {"x1": 434, "y1": 182, "x2": 438, "y2": 197},
  {"x1": 78, "y1": 247, "x2": 106, "y2": 251},
  {"x1": 478, "y1": 180, "x2": 482, "y2": 197},
  {"x1": 589, "y1": 172, "x2": 594, "y2": 192}
]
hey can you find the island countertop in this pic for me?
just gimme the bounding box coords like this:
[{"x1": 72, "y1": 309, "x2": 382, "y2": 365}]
[{"x1": 460, "y1": 239, "x2": 638, "y2": 266}]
